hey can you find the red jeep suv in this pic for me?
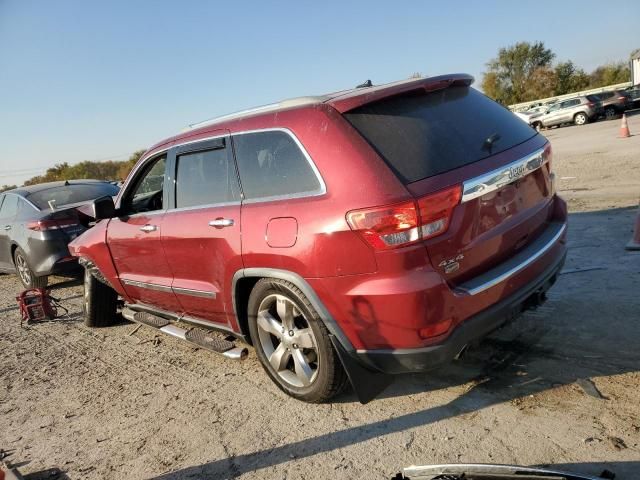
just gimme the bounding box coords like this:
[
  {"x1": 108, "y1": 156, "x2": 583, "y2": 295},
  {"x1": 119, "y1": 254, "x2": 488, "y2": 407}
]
[{"x1": 69, "y1": 74, "x2": 567, "y2": 403}]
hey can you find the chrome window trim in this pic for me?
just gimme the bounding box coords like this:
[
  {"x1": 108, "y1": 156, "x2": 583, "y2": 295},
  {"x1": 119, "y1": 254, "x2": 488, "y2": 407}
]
[
  {"x1": 136, "y1": 127, "x2": 327, "y2": 206},
  {"x1": 172, "y1": 286, "x2": 217, "y2": 299},
  {"x1": 455, "y1": 222, "x2": 566, "y2": 296},
  {"x1": 461, "y1": 147, "x2": 547, "y2": 203}
]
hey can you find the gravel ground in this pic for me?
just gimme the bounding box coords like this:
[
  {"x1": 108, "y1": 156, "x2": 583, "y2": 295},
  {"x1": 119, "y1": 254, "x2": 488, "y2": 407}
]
[{"x1": 1, "y1": 113, "x2": 639, "y2": 480}]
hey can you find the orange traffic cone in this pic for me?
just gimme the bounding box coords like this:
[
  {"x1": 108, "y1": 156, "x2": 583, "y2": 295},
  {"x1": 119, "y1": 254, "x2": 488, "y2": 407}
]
[
  {"x1": 619, "y1": 114, "x2": 631, "y2": 138},
  {"x1": 626, "y1": 203, "x2": 640, "y2": 251}
]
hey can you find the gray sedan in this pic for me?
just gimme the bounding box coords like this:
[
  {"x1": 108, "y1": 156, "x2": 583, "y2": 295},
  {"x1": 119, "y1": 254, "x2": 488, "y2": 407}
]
[{"x1": 0, "y1": 180, "x2": 119, "y2": 288}]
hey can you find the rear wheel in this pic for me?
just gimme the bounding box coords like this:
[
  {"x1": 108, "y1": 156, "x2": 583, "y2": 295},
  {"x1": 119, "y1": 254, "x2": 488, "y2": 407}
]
[
  {"x1": 604, "y1": 107, "x2": 617, "y2": 120},
  {"x1": 83, "y1": 267, "x2": 117, "y2": 327},
  {"x1": 14, "y1": 247, "x2": 48, "y2": 289},
  {"x1": 247, "y1": 278, "x2": 348, "y2": 403},
  {"x1": 574, "y1": 112, "x2": 588, "y2": 125}
]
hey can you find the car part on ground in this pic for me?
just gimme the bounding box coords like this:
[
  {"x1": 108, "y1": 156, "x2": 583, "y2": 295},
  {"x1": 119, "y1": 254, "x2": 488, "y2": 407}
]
[
  {"x1": 399, "y1": 463, "x2": 614, "y2": 479},
  {"x1": 15, "y1": 288, "x2": 66, "y2": 325},
  {"x1": 69, "y1": 74, "x2": 567, "y2": 403},
  {"x1": 0, "y1": 180, "x2": 119, "y2": 288}
]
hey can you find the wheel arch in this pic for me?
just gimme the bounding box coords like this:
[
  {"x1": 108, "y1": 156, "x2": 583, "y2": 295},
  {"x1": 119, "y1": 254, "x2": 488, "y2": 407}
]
[{"x1": 232, "y1": 268, "x2": 354, "y2": 352}]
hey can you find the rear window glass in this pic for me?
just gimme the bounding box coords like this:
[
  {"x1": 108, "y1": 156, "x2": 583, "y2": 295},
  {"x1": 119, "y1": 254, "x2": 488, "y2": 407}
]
[
  {"x1": 344, "y1": 86, "x2": 537, "y2": 184},
  {"x1": 233, "y1": 131, "x2": 322, "y2": 200},
  {"x1": 28, "y1": 183, "x2": 119, "y2": 210}
]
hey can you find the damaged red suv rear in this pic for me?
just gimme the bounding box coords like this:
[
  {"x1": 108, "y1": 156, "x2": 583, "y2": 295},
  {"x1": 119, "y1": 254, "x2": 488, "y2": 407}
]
[{"x1": 69, "y1": 74, "x2": 567, "y2": 403}]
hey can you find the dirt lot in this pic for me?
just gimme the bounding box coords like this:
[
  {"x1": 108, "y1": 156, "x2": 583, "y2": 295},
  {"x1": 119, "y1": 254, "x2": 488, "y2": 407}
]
[{"x1": 1, "y1": 114, "x2": 639, "y2": 480}]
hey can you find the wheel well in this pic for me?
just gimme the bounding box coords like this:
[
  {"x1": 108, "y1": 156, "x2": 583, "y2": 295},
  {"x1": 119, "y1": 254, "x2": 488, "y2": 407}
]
[
  {"x1": 234, "y1": 276, "x2": 261, "y2": 344},
  {"x1": 10, "y1": 243, "x2": 18, "y2": 263},
  {"x1": 574, "y1": 111, "x2": 587, "y2": 118}
]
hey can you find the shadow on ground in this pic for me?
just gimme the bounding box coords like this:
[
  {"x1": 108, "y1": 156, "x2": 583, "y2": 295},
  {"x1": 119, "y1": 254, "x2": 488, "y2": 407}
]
[{"x1": 153, "y1": 207, "x2": 640, "y2": 479}]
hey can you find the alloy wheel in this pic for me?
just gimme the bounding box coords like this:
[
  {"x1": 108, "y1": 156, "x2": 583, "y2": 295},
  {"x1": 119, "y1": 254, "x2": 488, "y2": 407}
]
[
  {"x1": 575, "y1": 114, "x2": 586, "y2": 125},
  {"x1": 15, "y1": 253, "x2": 32, "y2": 286},
  {"x1": 256, "y1": 294, "x2": 319, "y2": 388},
  {"x1": 605, "y1": 108, "x2": 616, "y2": 120}
]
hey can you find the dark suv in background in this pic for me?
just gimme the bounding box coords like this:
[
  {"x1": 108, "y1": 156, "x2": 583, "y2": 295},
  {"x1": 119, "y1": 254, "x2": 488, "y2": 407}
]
[
  {"x1": 588, "y1": 90, "x2": 631, "y2": 119},
  {"x1": 70, "y1": 75, "x2": 567, "y2": 403}
]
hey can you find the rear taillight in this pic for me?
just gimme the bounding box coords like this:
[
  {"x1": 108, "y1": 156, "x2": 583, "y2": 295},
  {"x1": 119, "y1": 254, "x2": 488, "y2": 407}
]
[
  {"x1": 618, "y1": 96, "x2": 627, "y2": 101},
  {"x1": 346, "y1": 185, "x2": 462, "y2": 250},
  {"x1": 587, "y1": 102, "x2": 595, "y2": 107},
  {"x1": 27, "y1": 219, "x2": 79, "y2": 231},
  {"x1": 346, "y1": 201, "x2": 419, "y2": 250},
  {"x1": 416, "y1": 185, "x2": 462, "y2": 240}
]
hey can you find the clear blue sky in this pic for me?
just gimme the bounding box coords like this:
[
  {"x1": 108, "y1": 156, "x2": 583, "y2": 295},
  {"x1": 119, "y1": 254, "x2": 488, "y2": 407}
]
[{"x1": 1, "y1": 0, "x2": 638, "y2": 186}]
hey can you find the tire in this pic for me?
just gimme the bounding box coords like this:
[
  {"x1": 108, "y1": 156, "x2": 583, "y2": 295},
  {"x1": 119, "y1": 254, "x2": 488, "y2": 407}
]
[
  {"x1": 604, "y1": 107, "x2": 616, "y2": 120},
  {"x1": 14, "y1": 247, "x2": 48, "y2": 289},
  {"x1": 247, "y1": 278, "x2": 348, "y2": 403},
  {"x1": 83, "y1": 267, "x2": 117, "y2": 327},
  {"x1": 574, "y1": 112, "x2": 588, "y2": 125}
]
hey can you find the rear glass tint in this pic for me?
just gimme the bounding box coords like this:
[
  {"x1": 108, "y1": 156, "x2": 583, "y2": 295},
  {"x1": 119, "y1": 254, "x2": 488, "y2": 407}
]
[
  {"x1": 344, "y1": 86, "x2": 537, "y2": 184},
  {"x1": 28, "y1": 183, "x2": 119, "y2": 210}
]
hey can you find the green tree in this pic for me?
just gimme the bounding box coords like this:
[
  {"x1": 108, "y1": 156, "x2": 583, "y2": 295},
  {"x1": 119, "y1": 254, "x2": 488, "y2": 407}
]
[
  {"x1": 482, "y1": 41, "x2": 555, "y2": 104},
  {"x1": 590, "y1": 62, "x2": 631, "y2": 88},
  {"x1": 554, "y1": 61, "x2": 590, "y2": 95},
  {"x1": 0, "y1": 184, "x2": 17, "y2": 193}
]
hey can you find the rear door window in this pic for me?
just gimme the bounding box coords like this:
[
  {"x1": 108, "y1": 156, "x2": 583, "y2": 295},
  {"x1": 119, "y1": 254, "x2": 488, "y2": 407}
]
[
  {"x1": 0, "y1": 195, "x2": 19, "y2": 219},
  {"x1": 343, "y1": 86, "x2": 537, "y2": 184},
  {"x1": 175, "y1": 144, "x2": 240, "y2": 208},
  {"x1": 232, "y1": 131, "x2": 322, "y2": 200}
]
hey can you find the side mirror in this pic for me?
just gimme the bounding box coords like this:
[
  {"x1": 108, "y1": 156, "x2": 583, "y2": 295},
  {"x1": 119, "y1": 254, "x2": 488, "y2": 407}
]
[{"x1": 92, "y1": 195, "x2": 116, "y2": 220}]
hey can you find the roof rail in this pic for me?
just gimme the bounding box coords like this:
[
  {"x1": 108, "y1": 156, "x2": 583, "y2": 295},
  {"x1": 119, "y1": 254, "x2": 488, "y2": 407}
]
[{"x1": 185, "y1": 96, "x2": 327, "y2": 131}]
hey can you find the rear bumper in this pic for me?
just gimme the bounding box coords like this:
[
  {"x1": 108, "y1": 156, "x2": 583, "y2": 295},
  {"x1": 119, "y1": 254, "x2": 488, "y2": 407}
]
[{"x1": 353, "y1": 247, "x2": 566, "y2": 374}]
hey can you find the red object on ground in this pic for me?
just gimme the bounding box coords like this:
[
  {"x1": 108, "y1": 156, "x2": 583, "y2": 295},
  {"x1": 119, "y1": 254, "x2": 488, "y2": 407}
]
[
  {"x1": 619, "y1": 113, "x2": 631, "y2": 138},
  {"x1": 626, "y1": 203, "x2": 640, "y2": 251},
  {"x1": 16, "y1": 288, "x2": 58, "y2": 324}
]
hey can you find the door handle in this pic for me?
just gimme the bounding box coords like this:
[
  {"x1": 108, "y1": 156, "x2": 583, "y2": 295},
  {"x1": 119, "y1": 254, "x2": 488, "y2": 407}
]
[
  {"x1": 139, "y1": 224, "x2": 158, "y2": 233},
  {"x1": 208, "y1": 218, "x2": 234, "y2": 228},
  {"x1": 3, "y1": 225, "x2": 10, "y2": 231}
]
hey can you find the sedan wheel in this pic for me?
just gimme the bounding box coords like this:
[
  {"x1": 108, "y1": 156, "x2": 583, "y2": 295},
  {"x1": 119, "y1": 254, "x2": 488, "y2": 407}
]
[
  {"x1": 256, "y1": 294, "x2": 319, "y2": 388},
  {"x1": 13, "y1": 247, "x2": 48, "y2": 289},
  {"x1": 604, "y1": 107, "x2": 616, "y2": 120}
]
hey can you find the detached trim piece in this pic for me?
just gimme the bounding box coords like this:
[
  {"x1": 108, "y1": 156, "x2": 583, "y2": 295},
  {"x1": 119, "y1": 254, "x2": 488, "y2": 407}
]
[
  {"x1": 461, "y1": 147, "x2": 547, "y2": 203},
  {"x1": 121, "y1": 279, "x2": 216, "y2": 298},
  {"x1": 455, "y1": 222, "x2": 566, "y2": 296}
]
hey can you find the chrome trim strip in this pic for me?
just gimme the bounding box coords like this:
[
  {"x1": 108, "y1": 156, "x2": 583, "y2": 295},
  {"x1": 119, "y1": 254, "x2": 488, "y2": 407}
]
[
  {"x1": 160, "y1": 324, "x2": 187, "y2": 340},
  {"x1": 172, "y1": 286, "x2": 216, "y2": 299},
  {"x1": 456, "y1": 222, "x2": 566, "y2": 296},
  {"x1": 121, "y1": 279, "x2": 173, "y2": 293},
  {"x1": 461, "y1": 147, "x2": 547, "y2": 203},
  {"x1": 166, "y1": 200, "x2": 241, "y2": 214}
]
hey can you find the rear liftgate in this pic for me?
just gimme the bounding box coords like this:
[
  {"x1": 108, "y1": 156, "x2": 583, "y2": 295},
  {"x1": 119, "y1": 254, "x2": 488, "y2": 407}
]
[{"x1": 121, "y1": 308, "x2": 248, "y2": 360}]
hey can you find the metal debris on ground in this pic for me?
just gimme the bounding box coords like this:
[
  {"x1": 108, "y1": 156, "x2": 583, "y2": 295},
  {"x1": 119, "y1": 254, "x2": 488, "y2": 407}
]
[
  {"x1": 576, "y1": 378, "x2": 606, "y2": 399},
  {"x1": 560, "y1": 266, "x2": 607, "y2": 275}
]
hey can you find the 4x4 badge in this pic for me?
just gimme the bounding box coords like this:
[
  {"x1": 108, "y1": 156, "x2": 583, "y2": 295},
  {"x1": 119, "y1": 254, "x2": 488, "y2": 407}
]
[{"x1": 439, "y1": 254, "x2": 464, "y2": 274}]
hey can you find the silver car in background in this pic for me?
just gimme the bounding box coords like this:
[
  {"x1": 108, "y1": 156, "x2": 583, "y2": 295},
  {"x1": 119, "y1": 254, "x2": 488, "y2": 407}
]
[
  {"x1": 529, "y1": 96, "x2": 600, "y2": 131},
  {"x1": 0, "y1": 180, "x2": 119, "y2": 288}
]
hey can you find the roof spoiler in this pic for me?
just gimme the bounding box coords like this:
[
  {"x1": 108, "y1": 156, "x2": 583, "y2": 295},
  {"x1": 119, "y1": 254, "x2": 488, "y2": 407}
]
[{"x1": 327, "y1": 73, "x2": 474, "y2": 113}]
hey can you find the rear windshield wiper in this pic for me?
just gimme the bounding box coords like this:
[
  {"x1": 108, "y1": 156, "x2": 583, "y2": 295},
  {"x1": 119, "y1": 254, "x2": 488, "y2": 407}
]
[{"x1": 482, "y1": 132, "x2": 501, "y2": 155}]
